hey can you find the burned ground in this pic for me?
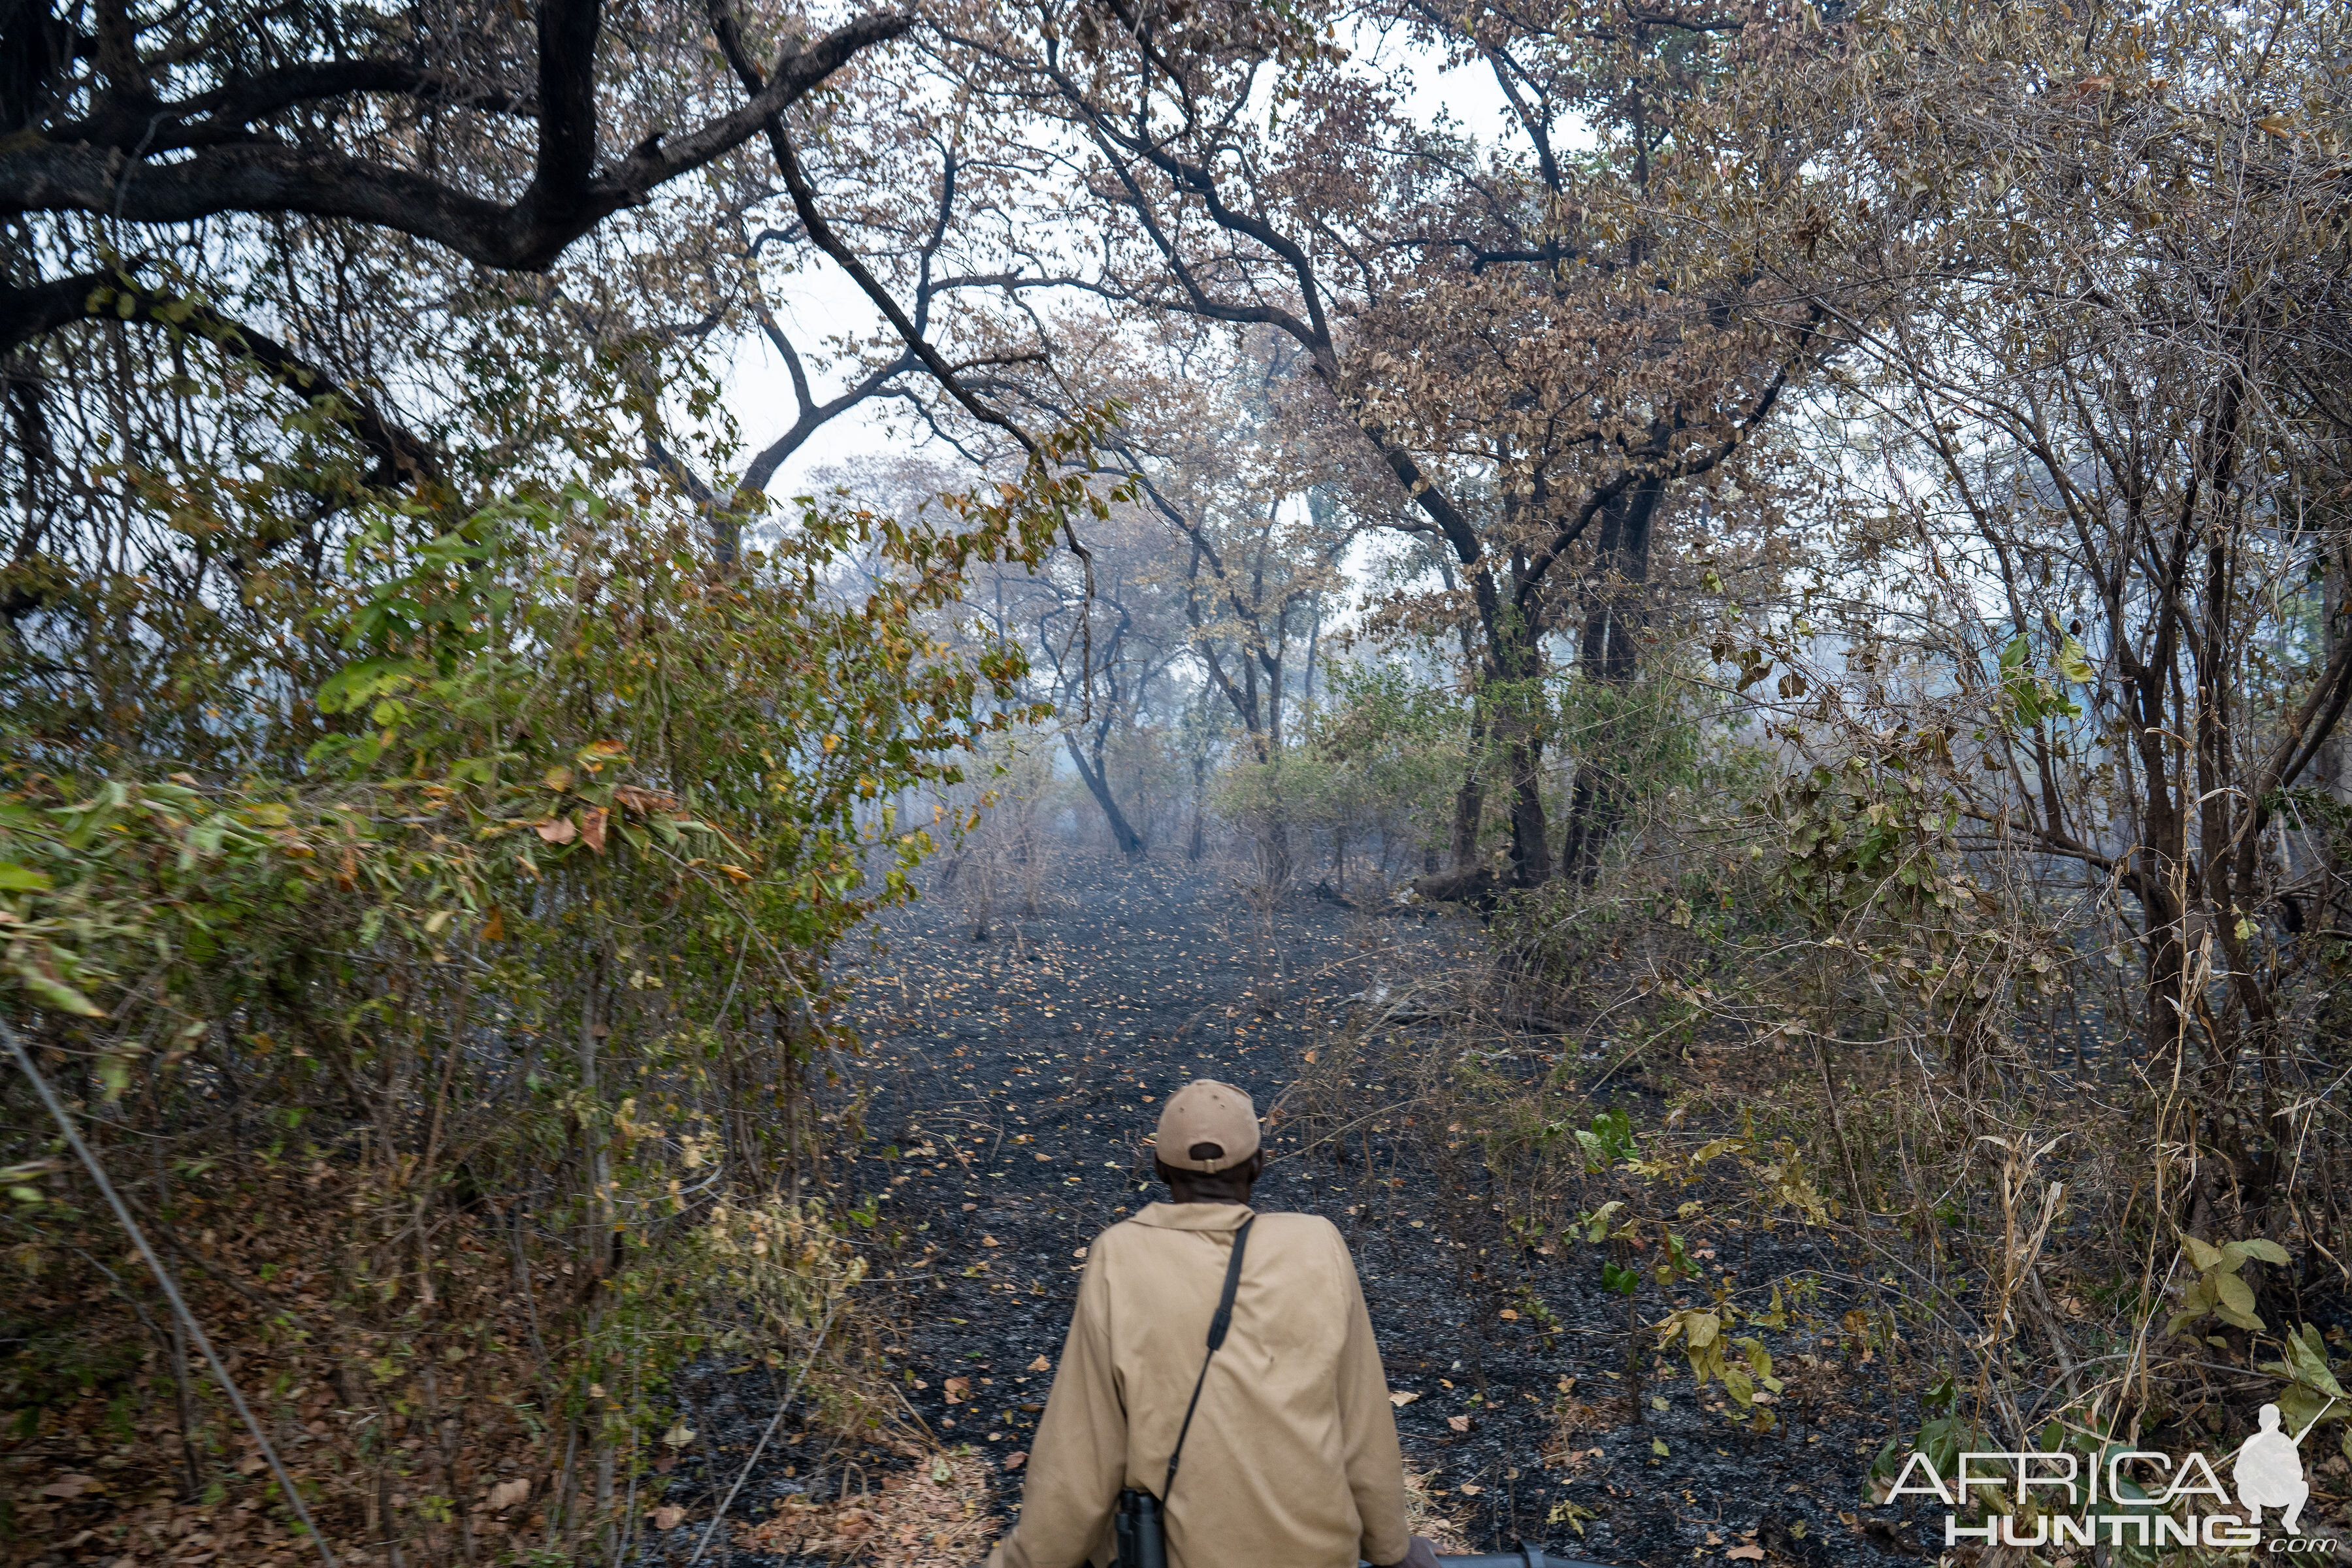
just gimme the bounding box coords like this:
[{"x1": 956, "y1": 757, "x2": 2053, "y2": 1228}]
[{"x1": 649, "y1": 858, "x2": 1936, "y2": 1567}]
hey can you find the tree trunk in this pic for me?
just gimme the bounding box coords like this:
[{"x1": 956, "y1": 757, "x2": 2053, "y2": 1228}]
[
  {"x1": 1488, "y1": 602, "x2": 1553, "y2": 888},
  {"x1": 1560, "y1": 476, "x2": 1663, "y2": 879},
  {"x1": 1507, "y1": 736, "x2": 1552, "y2": 887},
  {"x1": 1303, "y1": 591, "x2": 1323, "y2": 716},
  {"x1": 1187, "y1": 751, "x2": 1207, "y2": 862},
  {"x1": 1065, "y1": 732, "x2": 1145, "y2": 855},
  {"x1": 1452, "y1": 698, "x2": 1487, "y2": 871}
]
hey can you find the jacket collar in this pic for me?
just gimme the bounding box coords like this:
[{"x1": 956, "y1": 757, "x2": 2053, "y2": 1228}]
[{"x1": 1132, "y1": 1201, "x2": 1257, "y2": 1232}]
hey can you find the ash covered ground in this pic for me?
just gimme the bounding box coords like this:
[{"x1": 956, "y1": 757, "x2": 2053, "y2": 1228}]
[{"x1": 651, "y1": 858, "x2": 1931, "y2": 1568}]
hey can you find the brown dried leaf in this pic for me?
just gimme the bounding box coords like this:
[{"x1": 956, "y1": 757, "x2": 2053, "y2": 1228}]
[{"x1": 613, "y1": 783, "x2": 679, "y2": 816}]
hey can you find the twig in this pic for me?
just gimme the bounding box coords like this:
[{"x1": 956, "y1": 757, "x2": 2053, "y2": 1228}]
[
  {"x1": 3, "y1": 1018, "x2": 339, "y2": 1568},
  {"x1": 687, "y1": 1298, "x2": 845, "y2": 1566}
]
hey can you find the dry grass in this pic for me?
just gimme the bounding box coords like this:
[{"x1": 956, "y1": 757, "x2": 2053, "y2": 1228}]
[
  {"x1": 1402, "y1": 1463, "x2": 1477, "y2": 1552},
  {"x1": 736, "y1": 1448, "x2": 1000, "y2": 1568}
]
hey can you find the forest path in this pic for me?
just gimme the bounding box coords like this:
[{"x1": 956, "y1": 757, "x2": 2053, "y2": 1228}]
[{"x1": 672, "y1": 856, "x2": 1918, "y2": 1568}]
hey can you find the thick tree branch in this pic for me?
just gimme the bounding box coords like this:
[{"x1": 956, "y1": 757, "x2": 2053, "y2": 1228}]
[{"x1": 0, "y1": 11, "x2": 911, "y2": 270}]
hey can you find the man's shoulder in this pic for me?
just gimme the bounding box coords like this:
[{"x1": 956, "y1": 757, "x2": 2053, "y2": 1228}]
[
  {"x1": 1245, "y1": 1210, "x2": 1347, "y2": 1249},
  {"x1": 1095, "y1": 1208, "x2": 1345, "y2": 1252}
]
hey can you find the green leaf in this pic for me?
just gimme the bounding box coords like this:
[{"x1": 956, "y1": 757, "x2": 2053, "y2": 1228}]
[
  {"x1": 2181, "y1": 1234, "x2": 2224, "y2": 1273},
  {"x1": 1738, "y1": 1337, "x2": 1786, "y2": 1394},
  {"x1": 2237, "y1": 1238, "x2": 2291, "y2": 1266},
  {"x1": 2213, "y1": 1271, "x2": 2263, "y2": 1330},
  {"x1": 14, "y1": 962, "x2": 106, "y2": 1017},
  {"x1": 0, "y1": 862, "x2": 52, "y2": 892},
  {"x1": 2270, "y1": 1324, "x2": 2349, "y2": 1399},
  {"x1": 2057, "y1": 634, "x2": 2094, "y2": 683},
  {"x1": 2276, "y1": 1386, "x2": 2334, "y2": 1438}
]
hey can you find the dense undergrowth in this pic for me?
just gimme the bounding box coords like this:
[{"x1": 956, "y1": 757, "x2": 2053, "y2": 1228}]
[
  {"x1": 1274, "y1": 666, "x2": 2352, "y2": 1564},
  {"x1": 0, "y1": 439, "x2": 1108, "y2": 1564}
]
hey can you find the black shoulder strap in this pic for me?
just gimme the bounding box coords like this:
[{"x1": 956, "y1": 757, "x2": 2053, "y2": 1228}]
[{"x1": 1162, "y1": 1215, "x2": 1253, "y2": 1499}]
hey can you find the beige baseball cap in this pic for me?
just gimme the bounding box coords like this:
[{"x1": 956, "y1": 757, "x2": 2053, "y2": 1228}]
[{"x1": 1154, "y1": 1079, "x2": 1262, "y2": 1173}]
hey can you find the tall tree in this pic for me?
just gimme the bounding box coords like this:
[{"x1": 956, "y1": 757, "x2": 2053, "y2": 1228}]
[
  {"x1": 953, "y1": 0, "x2": 1858, "y2": 885},
  {"x1": 1790, "y1": 0, "x2": 2352, "y2": 1232}
]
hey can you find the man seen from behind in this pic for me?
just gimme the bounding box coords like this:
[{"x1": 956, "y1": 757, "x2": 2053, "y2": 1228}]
[{"x1": 984, "y1": 1079, "x2": 1440, "y2": 1568}]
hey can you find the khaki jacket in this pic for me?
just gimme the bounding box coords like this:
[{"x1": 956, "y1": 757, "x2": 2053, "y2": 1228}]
[{"x1": 984, "y1": 1203, "x2": 1409, "y2": 1568}]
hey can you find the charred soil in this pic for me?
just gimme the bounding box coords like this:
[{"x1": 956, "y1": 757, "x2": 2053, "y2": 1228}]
[{"x1": 647, "y1": 858, "x2": 1933, "y2": 1568}]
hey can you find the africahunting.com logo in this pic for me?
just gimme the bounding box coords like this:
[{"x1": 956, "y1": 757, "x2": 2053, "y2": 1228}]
[{"x1": 1884, "y1": 1400, "x2": 2340, "y2": 1554}]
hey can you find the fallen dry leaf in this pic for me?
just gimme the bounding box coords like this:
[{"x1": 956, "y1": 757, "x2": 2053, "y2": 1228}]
[
  {"x1": 613, "y1": 783, "x2": 679, "y2": 816},
  {"x1": 653, "y1": 1504, "x2": 687, "y2": 1530},
  {"x1": 578, "y1": 806, "x2": 609, "y2": 854},
  {"x1": 981, "y1": 1234, "x2": 1000, "y2": 1247},
  {"x1": 1498, "y1": 1308, "x2": 1519, "y2": 1320},
  {"x1": 1726, "y1": 1546, "x2": 1765, "y2": 1561},
  {"x1": 1458, "y1": 1483, "x2": 1482, "y2": 1495},
  {"x1": 535, "y1": 815, "x2": 577, "y2": 845},
  {"x1": 1005, "y1": 1451, "x2": 1028, "y2": 1470},
  {"x1": 740, "y1": 1446, "x2": 997, "y2": 1566},
  {"x1": 943, "y1": 1377, "x2": 970, "y2": 1404},
  {"x1": 489, "y1": 1478, "x2": 531, "y2": 1511},
  {"x1": 41, "y1": 1474, "x2": 99, "y2": 1499},
  {"x1": 1400, "y1": 1465, "x2": 1475, "y2": 1554},
  {"x1": 1390, "y1": 1391, "x2": 1420, "y2": 1407},
  {"x1": 1028, "y1": 1356, "x2": 1052, "y2": 1372},
  {"x1": 1446, "y1": 1414, "x2": 1471, "y2": 1433}
]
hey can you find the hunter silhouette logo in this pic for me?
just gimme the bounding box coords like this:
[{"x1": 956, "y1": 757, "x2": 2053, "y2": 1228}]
[
  {"x1": 1884, "y1": 1399, "x2": 2340, "y2": 1553},
  {"x1": 2235, "y1": 1403, "x2": 2313, "y2": 1534}
]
